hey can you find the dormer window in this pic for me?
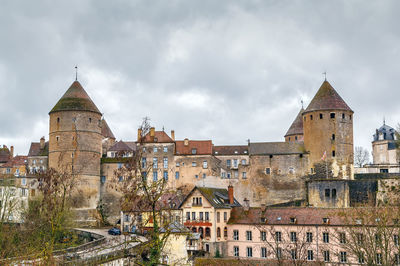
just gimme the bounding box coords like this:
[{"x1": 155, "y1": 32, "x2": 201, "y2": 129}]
[
  {"x1": 290, "y1": 217, "x2": 297, "y2": 224},
  {"x1": 323, "y1": 218, "x2": 330, "y2": 224},
  {"x1": 277, "y1": 217, "x2": 282, "y2": 221},
  {"x1": 260, "y1": 217, "x2": 266, "y2": 223}
]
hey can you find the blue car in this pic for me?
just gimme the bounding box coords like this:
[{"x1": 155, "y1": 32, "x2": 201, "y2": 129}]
[{"x1": 108, "y1": 227, "x2": 121, "y2": 235}]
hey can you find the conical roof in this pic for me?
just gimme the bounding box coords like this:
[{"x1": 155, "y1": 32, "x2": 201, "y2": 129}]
[
  {"x1": 101, "y1": 118, "x2": 115, "y2": 139},
  {"x1": 49, "y1": 81, "x2": 101, "y2": 114},
  {"x1": 304, "y1": 81, "x2": 352, "y2": 113},
  {"x1": 285, "y1": 108, "x2": 304, "y2": 137}
]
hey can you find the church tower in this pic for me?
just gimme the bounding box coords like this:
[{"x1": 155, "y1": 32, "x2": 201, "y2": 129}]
[
  {"x1": 48, "y1": 80, "x2": 102, "y2": 209},
  {"x1": 303, "y1": 80, "x2": 354, "y2": 179}
]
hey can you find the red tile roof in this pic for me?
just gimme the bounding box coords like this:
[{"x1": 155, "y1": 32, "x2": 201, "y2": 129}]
[
  {"x1": 142, "y1": 131, "x2": 174, "y2": 143},
  {"x1": 101, "y1": 119, "x2": 115, "y2": 139},
  {"x1": 228, "y1": 207, "x2": 349, "y2": 226},
  {"x1": 304, "y1": 81, "x2": 352, "y2": 114},
  {"x1": 0, "y1": 147, "x2": 11, "y2": 163},
  {"x1": 1, "y1": 156, "x2": 27, "y2": 168},
  {"x1": 284, "y1": 108, "x2": 304, "y2": 137},
  {"x1": 28, "y1": 142, "x2": 49, "y2": 157},
  {"x1": 213, "y1": 145, "x2": 248, "y2": 155},
  {"x1": 175, "y1": 140, "x2": 212, "y2": 155}
]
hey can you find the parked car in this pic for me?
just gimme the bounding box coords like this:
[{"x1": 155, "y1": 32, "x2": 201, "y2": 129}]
[{"x1": 108, "y1": 227, "x2": 121, "y2": 235}]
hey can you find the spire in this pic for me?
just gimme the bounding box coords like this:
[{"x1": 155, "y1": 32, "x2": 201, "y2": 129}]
[
  {"x1": 49, "y1": 81, "x2": 101, "y2": 114},
  {"x1": 284, "y1": 107, "x2": 304, "y2": 137},
  {"x1": 304, "y1": 80, "x2": 353, "y2": 113}
]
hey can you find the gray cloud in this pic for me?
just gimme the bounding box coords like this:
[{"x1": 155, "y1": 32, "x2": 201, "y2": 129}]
[{"x1": 1, "y1": 0, "x2": 399, "y2": 157}]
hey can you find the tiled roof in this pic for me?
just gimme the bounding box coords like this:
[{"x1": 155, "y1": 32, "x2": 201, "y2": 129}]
[
  {"x1": 101, "y1": 119, "x2": 115, "y2": 139},
  {"x1": 228, "y1": 207, "x2": 348, "y2": 226},
  {"x1": 0, "y1": 148, "x2": 11, "y2": 163},
  {"x1": 109, "y1": 140, "x2": 136, "y2": 152},
  {"x1": 142, "y1": 131, "x2": 174, "y2": 143},
  {"x1": 50, "y1": 81, "x2": 101, "y2": 114},
  {"x1": 175, "y1": 140, "x2": 212, "y2": 155},
  {"x1": 249, "y1": 142, "x2": 306, "y2": 155},
  {"x1": 180, "y1": 186, "x2": 241, "y2": 209},
  {"x1": 304, "y1": 80, "x2": 352, "y2": 113},
  {"x1": 122, "y1": 193, "x2": 184, "y2": 212},
  {"x1": 1, "y1": 156, "x2": 28, "y2": 168},
  {"x1": 28, "y1": 142, "x2": 49, "y2": 157},
  {"x1": 284, "y1": 108, "x2": 304, "y2": 137},
  {"x1": 213, "y1": 145, "x2": 248, "y2": 155}
]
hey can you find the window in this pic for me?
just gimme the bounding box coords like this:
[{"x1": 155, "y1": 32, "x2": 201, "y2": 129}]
[
  {"x1": 227, "y1": 159, "x2": 231, "y2": 167},
  {"x1": 163, "y1": 157, "x2": 168, "y2": 168},
  {"x1": 202, "y1": 173, "x2": 206, "y2": 179},
  {"x1": 199, "y1": 212, "x2": 203, "y2": 221},
  {"x1": 307, "y1": 250, "x2": 314, "y2": 261},
  {"x1": 323, "y1": 232, "x2": 329, "y2": 243},
  {"x1": 224, "y1": 227, "x2": 228, "y2": 238},
  {"x1": 304, "y1": 116, "x2": 306, "y2": 121},
  {"x1": 275, "y1": 231, "x2": 282, "y2": 242},
  {"x1": 224, "y1": 212, "x2": 227, "y2": 222},
  {"x1": 241, "y1": 159, "x2": 246, "y2": 165},
  {"x1": 266, "y1": 168, "x2": 271, "y2": 175},
  {"x1": 247, "y1": 247, "x2": 253, "y2": 257},
  {"x1": 332, "y1": 134, "x2": 335, "y2": 140},
  {"x1": 323, "y1": 250, "x2": 330, "y2": 262},
  {"x1": 332, "y1": 189, "x2": 336, "y2": 198},
  {"x1": 291, "y1": 249, "x2": 297, "y2": 260},
  {"x1": 192, "y1": 162, "x2": 197, "y2": 167},
  {"x1": 118, "y1": 176, "x2": 123, "y2": 182},
  {"x1": 261, "y1": 231, "x2": 266, "y2": 241},
  {"x1": 21, "y1": 178, "x2": 26, "y2": 186},
  {"x1": 242, "y1": 172, "x2": 247, "y2": 179},
  {"x1": 233, "y1": 159, "x2": 238, "y2": 168},
  {"x1": 320, "y1": 113, "x2": 323, "y2": 119},
  {"x1": 332, "y1": 150, "x2": 335, "y2": 157},
  {"x1": 339, "y1": 232, "x2": 346, "y2": 244},
  {"x1": 375, "y1": 233, "x2": 382, "y2": 244},
  {"x1": 306, "y1": 232, "x2": 313, "y2": 243},
  {"x1": 101, "y1": 176, "x2": 106, "y2": 183},
  {"x1": 340, "y1": 251, "x2": 347, "y2": 263},
  {"x1": 246, "y1": 231, "x2": 252, "y2": 241},
  {"x1": 176, "y1": 162, "x2": 180, "y2": 167},
  {"x1": 290, "y1": 232, "x2": 297, "y2": 242},
  {"x1": 394, "y1": 234, "x2": 399, "y2": 246},
  {"x1": 163, "y1": 146, "x2": 168, "y2": 152},
  {"x1": 57, "y1": 117, "x2": 60, "y2": 123},
  {"x1": 141, "y1": 158, "x2": 147, "y2": 168},
  {"x1": 342, "y1": 113, "x2": 345, "y2": 119},
  {"x1": 191, "y1": 148, "x2": 197, "y2": 154},
  {"x1": 234, "y1": 246, "x2": 239, "y2": 257},
  {"x1": 227, "y1": 172, "x2": 231, "y2": 178},
  {"x1": 217, "y1": 227, "x2": 221, "y2": 237},
  {"x1": 234, "y1": 171, "x2": 239, "y2": 178},
  {"x1": 205, "y1": 212, "x2": 209, "y2": 221},
  {"x1": 233, "y1": 230, "x2": 239, "y2": 240},
  {"x1": 153, "y1": 147, "x2": 158, "y2": 153},
  {"x1": 163, "y1": 171, "x2": 168, "y2": 180},
  {"x1": 153, "y1": 157, "x2": 158, "y2": 168},
  {"x1": 186, "y1": 212, "x2": 190, "y2": 221},
  {"x1": 175, "y1": 171, "x2": 179, "y2": 179},
  {"x1": 358, "y1": 253, "x2": 365, "y2": 264},
  {"x1": 203, "y1": 161, "x2": 208, "y2": 168},
  {"x1": 276, "y1": 248, "x2": 282, "y2": 259},
  {"x1": 310, "y1": 114, "x2": 313, "y2": 120},
  {"x1": 205, "y1": 227, "x2": 210, "y2": 237},
  {"x1": 153, "y1": 172, "x2": 158, "y2": 181},
  {"x1": 330, "y1": 113, "x2": 335, "y2": 119},
  {"x1": 192, "y1": 212, "x2": 196, "y2": 220},
  {"x1": 195, "y1": 174, "x2": 198, "y2": 179},
  {"x1": 217, "y1": 212, "x2": 220, "y2": 223},
  {"x1": 290, "y1": 217, "x2": 296, "y2": 224},
  {"x1": 261, "y1": 247, "x2": 267, "y2": 258},
  {"x1": 325, "y1": 189, "x2": 330, "y2": 198},
  {"x1": 395, "y1": 254, "x2": 400, "y2": 265},
  {"x1": 357, "y1": 233, "x2": 364, "y2": 244}
]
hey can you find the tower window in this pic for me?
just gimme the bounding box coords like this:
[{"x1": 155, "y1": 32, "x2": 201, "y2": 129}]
[
  {"x1": 295, "y1": 136, "x2": 298, "y2": 140},
  {"x1": 332, "y1": 134, "x2": 335, "y2": 140},
  {"x1": 56, "y1": 136, "x2": 60, "y2": 142},
  {"x1": 310, "y1": 115, "x2": 313, "y2": 120},
  {"x1": 57, "y1": 117, "x2": 60, "y2": 123},
  {"x1": 289, "y1": 137, "x2": 291, "y2": 141},
  {"x1": 269, "y1": 155, "x2": 273, "y2": 158},
  {"x1": 350, "y1": 115, "x2": 352, "y2": 120},
  {"x1": 320, "y1": 113, "x2": 323, "y2": 119},
  {"x1": 330, "y1": 113, "x2": 335, "y2": 119},
  {"x1": 332, "y1": 150, "x2": 336, "y2": 157},
  {"x1": 342, "y1": 113, "x2": 345, "y2": 119},
  {"x1": 89, "y1": 118, "x2": 92, "y2": 123}
]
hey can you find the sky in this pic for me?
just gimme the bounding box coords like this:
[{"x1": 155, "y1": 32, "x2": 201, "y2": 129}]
[{"x1": 0, "y1": 0, "x2": 399, "y2": 159}]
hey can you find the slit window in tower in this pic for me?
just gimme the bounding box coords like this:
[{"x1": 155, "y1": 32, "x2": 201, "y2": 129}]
[
  {"x1": 330, "y1": 113, "x2": 335, "y2": 119},
  {"x1": 320, "y1": 113, "x2": 323, "y2": 119},
  {"x1": 332, "y1": 134, "x2": 335, "y2": 140},
  {"x1": 57, "y1": 117, "x2": 60, "y2": 123},
  {"x1": 342, "y1": 113, "x2": 345, "y2": 119},
  {"x1": 332, "y1": 150, "x2": 336, "y2": 157},
  {"x1": 89, "y1": 117, "x2": 92, "y2": 123},
  {"x1": 310, "y1": 115, "x2": 313, "y2": 120}
]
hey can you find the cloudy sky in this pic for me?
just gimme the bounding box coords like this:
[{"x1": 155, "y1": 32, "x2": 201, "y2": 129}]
[{"x1": 0, "y1": 0, "x2": 399, "y2": 157}]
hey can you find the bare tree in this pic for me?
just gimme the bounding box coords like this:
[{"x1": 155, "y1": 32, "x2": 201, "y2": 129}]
[{"x1": 354, "y1": 146, "x2": 370, "y2": 167}]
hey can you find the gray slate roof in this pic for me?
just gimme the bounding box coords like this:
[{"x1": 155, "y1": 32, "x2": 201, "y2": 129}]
[{"x1": 249, "y1": 142, "x2": 306, "y2": 155}]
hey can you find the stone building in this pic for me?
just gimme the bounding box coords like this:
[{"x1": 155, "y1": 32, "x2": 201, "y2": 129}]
[{"x1": 27, "y1": 137, "x2": 48, "y2": 175}]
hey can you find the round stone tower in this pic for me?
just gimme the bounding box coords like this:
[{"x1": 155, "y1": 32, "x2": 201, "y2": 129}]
[
  {"x1": 303, "y1": 80, "x2": 354, "y2": 179},
  {"x1": 49, "y1": 80, "x2": 102, "y2": 209}
]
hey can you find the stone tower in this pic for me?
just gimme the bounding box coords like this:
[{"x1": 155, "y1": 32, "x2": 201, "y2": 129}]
[
  {"x1": 49, "y1": 80, "x2": 102, "y2": 209},
  {"x1": 284, "y1": 107, "x2": 304, "y2": 142},
  {"x1": 372, "y1": 123, "x2": 397, "y2": 165},
  {"x1": 303, "y1": 80, "x2": 354, "y2": 179}
]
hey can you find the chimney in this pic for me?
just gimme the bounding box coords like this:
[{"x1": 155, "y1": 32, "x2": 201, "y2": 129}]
[
  {"x1": 243, "y1": 198, "x2": 250, "y2": 211},
  {"x1": 10, "y1": 146, "x2": 14, "y2": 158},
  {"x1": 171, "y1": 130, "x2": 175, "y2": 141},
  {"x1": 40, "y1": 137, "x2": 45, "y2": 149},
  {"x1": 137, "y1": 128, "x2": 142, "y2": 142},
  {"x1": 228, "y1": 185, "x2": 234, "y2": 205},
  {"x1": 184, "y1": 138, "x2": 189, "y2": 146},
  {"x1": 150, "y1": 127, "x2": 155, "y2": 141}
]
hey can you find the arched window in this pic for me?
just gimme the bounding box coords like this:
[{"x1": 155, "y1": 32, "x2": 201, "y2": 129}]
[
  {"x1": 205, "y1": 227, "x2": 211, "y2": 238},
  {"x1": 217, "y1": 227, "x2": 221, "y2": 237},
  {"x1": 192, "y1": 227, "x2": 197, "y2": 233},
  {"x1": 224, "y1": 227, "x2": 228, "y2": 238},
  {"x1": 199, "y1": 227, "x2": 204, "y2": 238}
]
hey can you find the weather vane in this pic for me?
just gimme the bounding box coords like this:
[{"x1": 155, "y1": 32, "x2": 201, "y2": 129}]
[
  {"x1": 75, "y1": 66, "x2": 78, "y2": 81},
  {"x1": 323, "y1": 71, "x2": 327, "y2": 81}
]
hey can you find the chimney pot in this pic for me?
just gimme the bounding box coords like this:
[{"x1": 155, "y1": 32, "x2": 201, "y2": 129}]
[
  {"x1": 40, "y1": 137, "x2": 45, "y2": 149},
  {"x1": 10, "y1": 146, "x2": 14, "y2": 158},
  {"x1": 228, "y1": 185, "x2": 234, "y2": 205},
  {"x1": 184, "y1": 138, "x2": 189, "y2": 146}
]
